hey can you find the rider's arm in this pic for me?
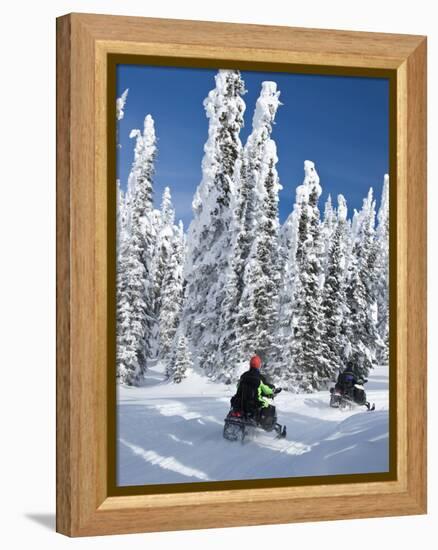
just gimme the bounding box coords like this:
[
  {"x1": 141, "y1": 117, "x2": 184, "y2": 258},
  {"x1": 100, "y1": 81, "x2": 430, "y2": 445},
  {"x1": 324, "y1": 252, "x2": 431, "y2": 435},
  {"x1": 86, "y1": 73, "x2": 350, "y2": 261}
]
[
  {"x1": 259, "y1": 380, "x2": 274, "y2": 397},
  {"x1": 260, "y1": 373, "x2": 275, "y2": 389}
]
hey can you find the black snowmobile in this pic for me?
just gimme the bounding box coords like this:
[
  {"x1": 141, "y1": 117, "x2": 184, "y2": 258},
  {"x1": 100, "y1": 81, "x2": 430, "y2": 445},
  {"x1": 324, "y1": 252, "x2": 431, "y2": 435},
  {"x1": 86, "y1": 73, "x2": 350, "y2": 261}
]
[
  {"x1": 329, "y1": 378, "x2": 375, "y2": 411},
  {"x1": 223, "y1": 388, "x2": 287, "y2": 442}
]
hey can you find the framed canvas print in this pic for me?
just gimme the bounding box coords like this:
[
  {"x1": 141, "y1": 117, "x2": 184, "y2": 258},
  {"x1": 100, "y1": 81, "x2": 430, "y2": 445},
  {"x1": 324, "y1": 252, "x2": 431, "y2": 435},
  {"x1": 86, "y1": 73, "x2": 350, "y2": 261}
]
[{"x1": 56, "y1": 13, "x2": 427, "y2": 537}]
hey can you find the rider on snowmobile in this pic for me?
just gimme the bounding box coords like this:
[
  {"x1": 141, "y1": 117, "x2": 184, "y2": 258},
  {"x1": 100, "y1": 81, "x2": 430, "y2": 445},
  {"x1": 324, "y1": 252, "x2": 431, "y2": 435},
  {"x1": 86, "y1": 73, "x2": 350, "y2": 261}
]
[
  {"x1": 334, "y1": 362, "x2": 372, "y2": 409},
  {"x1": 230, "y1": 355, "x2": 281, "y2": 428},
  {"x1": 335, "y1": 362, "x2": 357, "y2": 398}
]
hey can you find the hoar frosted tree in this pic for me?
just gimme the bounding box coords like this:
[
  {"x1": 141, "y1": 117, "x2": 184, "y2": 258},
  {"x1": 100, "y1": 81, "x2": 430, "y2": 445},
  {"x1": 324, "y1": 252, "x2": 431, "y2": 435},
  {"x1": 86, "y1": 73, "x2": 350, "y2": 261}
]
[
  {"x1": 287, "y1": 161, "x2": 331, "y2": 392},
  {"x1": 375, "y1": 175, "x2": 390, "y2": 364},
  {"x1": 148, "y1": 187, "x2": 177, "y2": 358},
  {"x1": 344, "y1": 189, "x2": 381, "y2": 379},
  {"x1": 166, "y1": 331, "x2": 193, "y2": 383},
  {"x1": 159, "y1": 220, "x2": 186, "y2": 362},
  {"x1": 321, "y1": 194, "x2": 337, "y2": 274},
  {"x1": 183, "y1": 69, "x2": 246, "y2": 378},
  {"x1": 237, "y1": 82, "x2": 283, "y2": 379},
  {"x1": 116, "y1": 115, "x2": 157, "y2": 385},
  {"x1": 320, "y1": 194, "x2": 350, "y2": 378}
]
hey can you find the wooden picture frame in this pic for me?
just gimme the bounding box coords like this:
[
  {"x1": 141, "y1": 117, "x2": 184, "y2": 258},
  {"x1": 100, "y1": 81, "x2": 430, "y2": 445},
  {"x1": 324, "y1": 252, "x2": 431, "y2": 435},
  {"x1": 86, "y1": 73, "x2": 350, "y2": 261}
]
[{"x1": 56, "y1": 13, "x2": 427, "y2": 537}]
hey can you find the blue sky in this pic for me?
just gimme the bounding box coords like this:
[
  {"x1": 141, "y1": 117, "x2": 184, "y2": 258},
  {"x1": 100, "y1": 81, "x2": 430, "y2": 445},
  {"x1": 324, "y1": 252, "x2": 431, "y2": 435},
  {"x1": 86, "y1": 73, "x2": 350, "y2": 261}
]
[{"x1": 116, "y1": 65, "x2": 389, "y2": 228}]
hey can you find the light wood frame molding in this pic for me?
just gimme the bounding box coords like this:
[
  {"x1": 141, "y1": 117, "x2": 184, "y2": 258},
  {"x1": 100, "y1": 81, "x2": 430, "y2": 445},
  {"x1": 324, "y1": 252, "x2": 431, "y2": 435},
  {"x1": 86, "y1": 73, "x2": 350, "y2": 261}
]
[{"x1": 56, "y1": 13, "x2": 427, "y2": 537}]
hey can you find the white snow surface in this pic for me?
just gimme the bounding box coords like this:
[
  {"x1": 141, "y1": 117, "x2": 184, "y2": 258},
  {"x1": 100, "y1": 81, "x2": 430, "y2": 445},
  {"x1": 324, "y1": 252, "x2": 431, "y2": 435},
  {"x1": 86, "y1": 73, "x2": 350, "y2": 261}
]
[{"x1": 117, "y1": 364, "x2": 389, "y2": 486}]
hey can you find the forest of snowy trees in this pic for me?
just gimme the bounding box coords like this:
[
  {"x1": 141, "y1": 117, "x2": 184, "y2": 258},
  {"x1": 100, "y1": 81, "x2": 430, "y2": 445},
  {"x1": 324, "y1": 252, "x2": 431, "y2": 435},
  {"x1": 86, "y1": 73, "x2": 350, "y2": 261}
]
[{"x1": 116, "y1": 70, "x2": 389, "y2": 392}]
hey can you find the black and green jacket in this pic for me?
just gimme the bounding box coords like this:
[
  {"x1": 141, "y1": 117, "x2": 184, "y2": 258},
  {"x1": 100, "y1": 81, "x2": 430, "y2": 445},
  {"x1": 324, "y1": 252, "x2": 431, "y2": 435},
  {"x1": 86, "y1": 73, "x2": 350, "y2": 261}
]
[{"x1": 231, "y1": 367, "x2": 274, "y2": 412}]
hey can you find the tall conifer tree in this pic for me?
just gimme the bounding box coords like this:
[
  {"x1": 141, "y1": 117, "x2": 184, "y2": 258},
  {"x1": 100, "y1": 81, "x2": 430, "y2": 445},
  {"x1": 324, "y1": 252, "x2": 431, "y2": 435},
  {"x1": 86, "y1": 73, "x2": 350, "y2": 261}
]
[
  {"x1": 345, "y1": 189, "x2": 381, "y2": 379},
  {"x1": 116, "y1": 115, "x2": 156, "y2": 385},
  {"x1": 288, "y1": 161, "x2": 330, "y2": 391},
  {"x1": 183, "y1": 70, "x2": 246, "y2": 378},
  {"x1": 321, "y1": 195, "x2": 349, "y2": 378}
]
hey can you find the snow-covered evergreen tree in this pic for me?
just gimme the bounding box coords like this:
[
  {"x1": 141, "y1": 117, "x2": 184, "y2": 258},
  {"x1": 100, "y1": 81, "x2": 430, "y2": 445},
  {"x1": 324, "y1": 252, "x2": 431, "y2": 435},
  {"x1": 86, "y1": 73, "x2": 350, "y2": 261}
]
[
  {"x1": 166, "y1": 332, "x2": 193, "y2": 383},
  {"x1": 116, "y1": 89, "x2": 129, "y2": 248},
  {"x1": 146, "y1": 188, "x2": 177, "y2": 358},
  {"x1": 116, "y1": 88, "x2": 129, "y2": 149},
  {"x1": 237, "y1": 82, "x2": 282, "y2": 274},
  {"x1": 216, "y1": 241, "x2": 245, "y2": 382},
  {"x1": 158, "y1": 221, "x2": 186, "y2": 361},
  {"x1": 321, "y1": 194, "x2": 350, "y2": 379},
  {"x1": 321, "y1": 194, "x2": 337, "y2": 273},
  {"x1": 287, "y1": 161, "x2": 331, "y2": 391},
  {"x1": 278, "y1": 190, "x2": 301, "y2": 369},
  {"x1": 351, "y1": 204, "x2": 366, "y2": 249},
  {"x1": 150, "y1": 188, "x2": 176, "y2": 317},
  {"x1": 116, "y1": 88, "x2": 129, "y2": 121},
  {"x1": 116, "y1": 115, "x2": 157, "y2": 385},
  {"x1": 238, "y1": 155, "x2": 283, "y2": 377},
  {"x1": 183, "y1": 70, "x2": 246, "y2": 378},
  {"x1": 116, "y1": 179, "x2": 128, "y2": 252},
  {"x1": 345, "y1": 188, "x2": 381, "y2": 379},
  {"x1": 223, "y1": 81, "x2": 283, "y2": 379},
  {"x1": 375, "y1": 175, "x2": 389, "y2": 364}
]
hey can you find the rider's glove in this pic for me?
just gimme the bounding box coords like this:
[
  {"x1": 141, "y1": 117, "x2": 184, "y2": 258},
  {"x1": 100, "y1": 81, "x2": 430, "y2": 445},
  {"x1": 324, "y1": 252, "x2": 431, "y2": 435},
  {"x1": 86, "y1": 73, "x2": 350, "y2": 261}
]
[{"x1": 274, "y1": 387, "x2": 282, "y2": 394}]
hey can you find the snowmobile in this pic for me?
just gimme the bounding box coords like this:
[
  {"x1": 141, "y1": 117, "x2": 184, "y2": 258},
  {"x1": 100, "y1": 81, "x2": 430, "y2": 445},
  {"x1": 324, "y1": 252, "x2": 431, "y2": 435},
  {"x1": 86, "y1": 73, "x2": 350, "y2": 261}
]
[
  {"x1": 329, "y1": 379, "x2": 375, "y2": 411},
  {"x1": 223, "y1": 389, "x2": 287, "y2": 442}
]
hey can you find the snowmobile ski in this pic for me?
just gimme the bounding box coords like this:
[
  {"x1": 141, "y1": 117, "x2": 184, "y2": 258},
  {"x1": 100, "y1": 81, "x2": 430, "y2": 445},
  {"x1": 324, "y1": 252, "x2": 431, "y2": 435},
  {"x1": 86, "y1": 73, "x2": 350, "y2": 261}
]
[{"x1": 278, "y1": 425, "x2": 287, "y2": 439}]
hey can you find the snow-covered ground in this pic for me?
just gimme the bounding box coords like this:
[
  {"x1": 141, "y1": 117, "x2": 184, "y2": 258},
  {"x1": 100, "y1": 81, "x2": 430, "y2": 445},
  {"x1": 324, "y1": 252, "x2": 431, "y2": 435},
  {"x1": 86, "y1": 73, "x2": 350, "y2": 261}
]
[{"x1": 117, "y1": 364, "x2": 389, "y2": 486}]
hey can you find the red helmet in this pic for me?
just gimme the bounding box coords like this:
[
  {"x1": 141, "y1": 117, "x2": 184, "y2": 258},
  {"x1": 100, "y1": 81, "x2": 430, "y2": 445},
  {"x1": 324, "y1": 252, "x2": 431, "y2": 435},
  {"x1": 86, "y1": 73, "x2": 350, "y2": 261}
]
[{"x1": 250, "y1": 355, "x2": 262, "y2": 369}]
